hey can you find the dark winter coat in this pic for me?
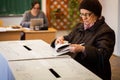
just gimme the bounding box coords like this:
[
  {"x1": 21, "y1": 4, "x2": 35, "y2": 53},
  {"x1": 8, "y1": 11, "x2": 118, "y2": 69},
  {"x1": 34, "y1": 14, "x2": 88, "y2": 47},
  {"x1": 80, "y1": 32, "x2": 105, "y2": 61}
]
[{"x1": 51, "y1": 17, "x2": 115, "y2": 80}]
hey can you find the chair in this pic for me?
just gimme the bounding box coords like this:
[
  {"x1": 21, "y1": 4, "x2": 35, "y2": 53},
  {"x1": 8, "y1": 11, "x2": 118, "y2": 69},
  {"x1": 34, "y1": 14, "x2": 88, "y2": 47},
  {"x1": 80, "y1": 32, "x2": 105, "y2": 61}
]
[{"x1": 0, "y1": 20, "x2": 3, "y2": 27}]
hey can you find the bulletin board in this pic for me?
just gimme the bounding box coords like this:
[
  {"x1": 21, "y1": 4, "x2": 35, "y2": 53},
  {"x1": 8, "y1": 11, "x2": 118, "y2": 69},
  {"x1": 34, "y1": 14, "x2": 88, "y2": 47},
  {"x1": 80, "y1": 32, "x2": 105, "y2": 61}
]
[{"x1": 0, "y1": 0, "x2": 41, "y2": 16}]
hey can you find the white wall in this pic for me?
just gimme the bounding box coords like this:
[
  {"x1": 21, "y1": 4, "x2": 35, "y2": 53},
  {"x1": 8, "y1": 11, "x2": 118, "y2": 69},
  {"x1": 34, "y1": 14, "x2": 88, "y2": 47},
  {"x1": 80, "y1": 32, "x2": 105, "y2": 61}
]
[
  {"x1": 117, "y1": 0, "x2": 120, "y2": 56},
  {"x1": 100, "y1": 0, "x2": 120, "y2": 56},
  {"x1": 41, "y1": 0, "x2": 46, "y2": 14},
  {"x1": 0, "y1": 17, "x2": 22, "y2": 26},
  {"x1": 0, "y1": 0, "x2": 46, "y2": 26}
]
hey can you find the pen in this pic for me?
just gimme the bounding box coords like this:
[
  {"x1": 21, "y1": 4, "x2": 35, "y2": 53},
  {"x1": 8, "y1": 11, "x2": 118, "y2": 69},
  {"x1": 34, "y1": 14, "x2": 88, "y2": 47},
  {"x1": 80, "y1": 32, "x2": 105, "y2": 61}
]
[{"x1": 80, "y1": 43, "x2": 85, "y2": 46}]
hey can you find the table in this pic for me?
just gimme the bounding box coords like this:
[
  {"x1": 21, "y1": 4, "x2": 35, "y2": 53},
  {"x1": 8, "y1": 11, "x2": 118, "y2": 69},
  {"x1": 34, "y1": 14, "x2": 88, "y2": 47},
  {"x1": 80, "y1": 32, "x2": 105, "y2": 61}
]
[
  {"x1": 0, "y1": 40, "x2": 101, "y2": 80},
  {"x1": 0, "y1": 27, "x2": 56, "y2": 43},
  {"x1": 0, "y1": 27, "x2": 22, "y2": 41},
  {"x1": 0, "y1": 40, "x2": 64, "y2": 61},
  {"x1": 9, "y1": 58, "x2": 101, "y2": 80},
  {"x1": 23, "y1": 28, "x2": 57, "y2": 43}
]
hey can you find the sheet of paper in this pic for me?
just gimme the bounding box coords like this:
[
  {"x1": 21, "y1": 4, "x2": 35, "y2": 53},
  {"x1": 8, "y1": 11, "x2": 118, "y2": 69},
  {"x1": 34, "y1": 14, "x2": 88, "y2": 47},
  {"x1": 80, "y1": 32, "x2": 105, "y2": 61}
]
[{"x1": 0, "y1": 27, "x2": 6, "y2": 32}]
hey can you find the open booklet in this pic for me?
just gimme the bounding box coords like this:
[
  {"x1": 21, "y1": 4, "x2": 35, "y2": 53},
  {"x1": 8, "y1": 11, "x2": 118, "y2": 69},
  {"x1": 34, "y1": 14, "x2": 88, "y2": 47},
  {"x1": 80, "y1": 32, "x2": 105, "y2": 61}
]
[
  {"x1": 54, "y1": 42, "x2": 70, "y2": 56},
  {"x1": 54, "y1": 41, "x2": 85, "y2": 56}
]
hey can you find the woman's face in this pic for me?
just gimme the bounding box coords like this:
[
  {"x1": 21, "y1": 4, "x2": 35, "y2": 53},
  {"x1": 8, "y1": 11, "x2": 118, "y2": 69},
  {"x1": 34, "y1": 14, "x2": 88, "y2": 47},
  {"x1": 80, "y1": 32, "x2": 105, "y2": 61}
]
[
  {"x1": 80, "y1": 9, "x2": 97, "y2": 26},
  {"x1": 32, "y1": 3, "x2": 40, "y2": 13}
]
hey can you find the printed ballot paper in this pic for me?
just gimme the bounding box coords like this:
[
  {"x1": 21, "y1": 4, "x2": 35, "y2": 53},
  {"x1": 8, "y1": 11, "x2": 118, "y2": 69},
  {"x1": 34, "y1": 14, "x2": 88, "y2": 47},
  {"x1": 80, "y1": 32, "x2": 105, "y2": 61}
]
[
  {"x1": 54, "y1": 41, "x2": 85, "y2": 57},
  {"x1": 55, "y1": 41, "x2": 70, "y2": 56}
]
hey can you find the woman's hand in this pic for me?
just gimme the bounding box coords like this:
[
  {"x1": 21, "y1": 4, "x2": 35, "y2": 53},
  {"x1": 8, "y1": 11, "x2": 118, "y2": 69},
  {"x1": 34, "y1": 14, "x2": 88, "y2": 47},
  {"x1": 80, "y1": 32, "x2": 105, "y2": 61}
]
[
  {"x1": 55, "y1": 36, "x2": 64, "y2": 44},
  {"x1": 69, "y1": 44, "x2": 85, "y2": 53}
]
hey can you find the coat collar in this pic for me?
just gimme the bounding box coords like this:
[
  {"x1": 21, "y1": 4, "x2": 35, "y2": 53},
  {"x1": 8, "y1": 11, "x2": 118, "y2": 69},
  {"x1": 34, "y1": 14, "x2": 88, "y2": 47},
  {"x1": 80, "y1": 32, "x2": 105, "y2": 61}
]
[{"x1": 78, "y1": 16, "x2": 105, "y2": 32}]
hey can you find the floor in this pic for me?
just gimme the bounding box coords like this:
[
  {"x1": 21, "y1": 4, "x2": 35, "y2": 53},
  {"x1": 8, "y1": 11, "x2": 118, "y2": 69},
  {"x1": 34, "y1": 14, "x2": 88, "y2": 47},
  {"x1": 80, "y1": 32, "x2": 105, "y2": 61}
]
[
  {"x1": 56, "y1": 30, "x2": 120, "y2": 80},
  {"x1": 110, "y1": 55, "x2": 120, "y2": 80}
]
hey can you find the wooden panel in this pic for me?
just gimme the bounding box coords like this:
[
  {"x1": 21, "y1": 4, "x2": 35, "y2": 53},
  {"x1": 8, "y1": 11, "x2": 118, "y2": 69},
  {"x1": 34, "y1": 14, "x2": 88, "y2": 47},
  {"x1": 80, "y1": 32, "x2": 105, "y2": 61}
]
[
  {"x1": 0, "y1": 31, "x2": 22, "y2": 41},
  {"x1": 24, "y1": 28, "x2": 57, "y2": 44}
]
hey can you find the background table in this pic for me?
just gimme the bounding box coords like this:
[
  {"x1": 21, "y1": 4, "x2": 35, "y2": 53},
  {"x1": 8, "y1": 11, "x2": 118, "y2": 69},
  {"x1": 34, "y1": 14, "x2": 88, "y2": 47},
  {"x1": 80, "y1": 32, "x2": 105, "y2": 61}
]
[
  {"x1": 0, "y1": 27, "x2": 22, "y2": 41},
  {"x1": 23, "y1": 28, "x2": 57, "y2": 43}
]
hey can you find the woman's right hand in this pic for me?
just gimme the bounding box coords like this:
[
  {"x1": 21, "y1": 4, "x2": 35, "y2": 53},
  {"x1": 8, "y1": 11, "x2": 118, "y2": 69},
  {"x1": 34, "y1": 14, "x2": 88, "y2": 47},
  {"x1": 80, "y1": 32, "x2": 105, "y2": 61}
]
[{"x1": 55, "y1": 36, "x2": 64, "y2": 44}]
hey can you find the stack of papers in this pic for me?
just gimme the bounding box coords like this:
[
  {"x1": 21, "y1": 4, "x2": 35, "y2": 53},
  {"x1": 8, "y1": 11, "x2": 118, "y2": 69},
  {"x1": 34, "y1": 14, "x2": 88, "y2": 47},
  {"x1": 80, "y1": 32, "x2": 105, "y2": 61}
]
[
  {"x1": 0, "y1": 27, "x2": 20, "y2": 32},
  {"x1": 0, "y1": 27, "x2": 6, "y2": 32}
]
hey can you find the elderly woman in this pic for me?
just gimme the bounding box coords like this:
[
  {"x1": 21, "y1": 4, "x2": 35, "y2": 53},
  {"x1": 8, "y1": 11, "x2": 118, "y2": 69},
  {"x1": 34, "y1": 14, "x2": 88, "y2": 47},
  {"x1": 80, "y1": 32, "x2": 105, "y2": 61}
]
[{"x1": 51, "y1": 0, "x2": 115, "y2": 80}]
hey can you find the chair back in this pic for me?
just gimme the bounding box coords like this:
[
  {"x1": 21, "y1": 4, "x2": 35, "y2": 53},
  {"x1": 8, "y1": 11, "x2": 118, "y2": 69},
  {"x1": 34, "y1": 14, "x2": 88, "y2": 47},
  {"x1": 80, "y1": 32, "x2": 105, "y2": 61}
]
[{"x1": 0, "y1": 20, "x2": 3, "y2": 27}]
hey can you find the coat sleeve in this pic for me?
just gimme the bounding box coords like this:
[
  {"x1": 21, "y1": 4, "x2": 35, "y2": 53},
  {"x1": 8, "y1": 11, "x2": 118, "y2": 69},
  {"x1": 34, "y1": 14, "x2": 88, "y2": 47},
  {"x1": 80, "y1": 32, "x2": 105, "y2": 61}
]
[
  {"x1": 84, "y1": 29, "x2": 115, "y2": 61},
  {"x1": 20, "y1": 11, "x2": 30, "y2": 28}
]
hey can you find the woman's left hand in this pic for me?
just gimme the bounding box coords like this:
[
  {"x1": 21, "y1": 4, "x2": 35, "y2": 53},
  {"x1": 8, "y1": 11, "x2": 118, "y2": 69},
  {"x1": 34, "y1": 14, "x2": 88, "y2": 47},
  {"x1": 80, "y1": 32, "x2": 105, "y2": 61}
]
[{"x1": 69, "y1": 44, "x2": 85, "y2": 53}]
